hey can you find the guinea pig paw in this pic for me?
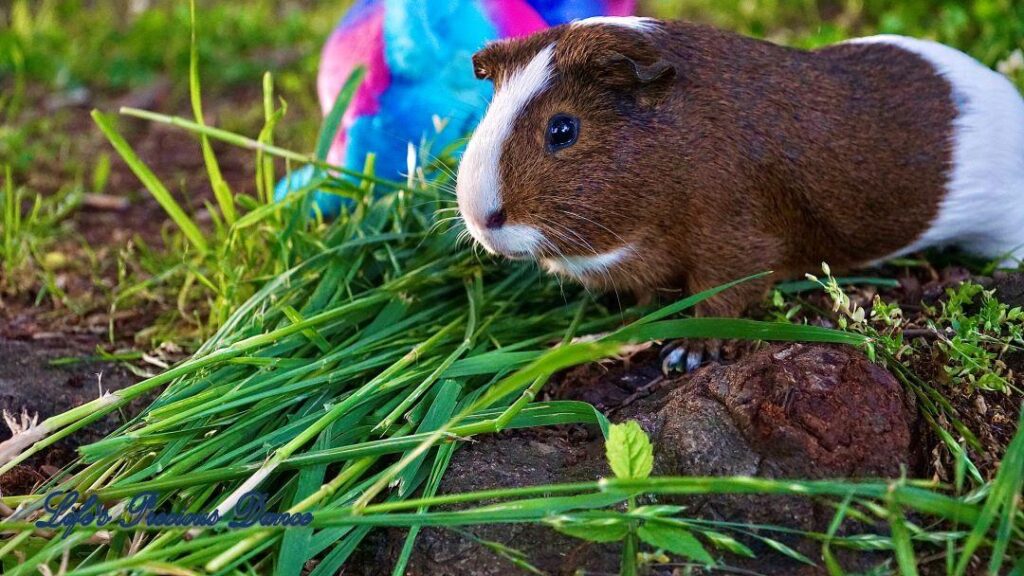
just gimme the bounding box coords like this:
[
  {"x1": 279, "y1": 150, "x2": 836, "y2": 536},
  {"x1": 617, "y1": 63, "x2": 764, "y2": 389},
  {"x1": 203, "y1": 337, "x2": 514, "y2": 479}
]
[{"x1": 660, "y1": 340, "x2": 721, "y2": 374}]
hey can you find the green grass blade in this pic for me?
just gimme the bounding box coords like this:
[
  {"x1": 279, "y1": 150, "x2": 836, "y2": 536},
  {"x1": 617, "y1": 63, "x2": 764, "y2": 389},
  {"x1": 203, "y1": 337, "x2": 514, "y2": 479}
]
[
  {"x1": 775, "y1": 276, "x2": 901, "y2": 294},
  {"x1": 315, "y1": 67, "x2": 365, "y2": 162},
  {"x1": 189, "y1": 0, "x2": 234, "y2": 225},
  {"x1": 91, "y1": 110, "x2": 208, "y2": 254},
  {"x1": 608, "y1": 317, "x2": 866, "y2": 346},
  {"x1": 886, "y1": 483, "x2": 920, "y2": 576},
  {"x1": 632, "y1": 272, "x2": 772, "y2": 325}
]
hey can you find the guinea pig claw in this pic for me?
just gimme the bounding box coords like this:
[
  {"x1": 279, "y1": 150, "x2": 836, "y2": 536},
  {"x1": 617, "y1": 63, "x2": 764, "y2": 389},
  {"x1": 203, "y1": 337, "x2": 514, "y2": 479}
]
[
  {"x1": 661, "y1": 347, "x2": 687, "y2": 374},
  {"x1": 685, "y1": 349, "x2": 703, "y2": 373},
  {"x1": 661, "y1": 340, "x2": 721, "y2": 374}
]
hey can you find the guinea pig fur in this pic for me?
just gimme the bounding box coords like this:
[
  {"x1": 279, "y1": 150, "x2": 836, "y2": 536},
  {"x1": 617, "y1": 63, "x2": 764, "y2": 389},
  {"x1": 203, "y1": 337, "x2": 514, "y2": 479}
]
[{"x1": 456, "y1": 16, "x2": 1024, "y2": 322}]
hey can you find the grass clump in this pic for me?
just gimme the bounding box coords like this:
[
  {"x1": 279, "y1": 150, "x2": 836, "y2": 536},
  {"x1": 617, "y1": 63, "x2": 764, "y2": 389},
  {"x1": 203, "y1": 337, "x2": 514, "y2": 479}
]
[
  {"x1": 804, "y1": 264, "x2": 1023, "y2": 393},
  {"x1": 932, "y1": 281, "x2": 1024, "y2": 391},
  {"x1": 0, "y1": 165, "x2": 83, "y2": 303}
]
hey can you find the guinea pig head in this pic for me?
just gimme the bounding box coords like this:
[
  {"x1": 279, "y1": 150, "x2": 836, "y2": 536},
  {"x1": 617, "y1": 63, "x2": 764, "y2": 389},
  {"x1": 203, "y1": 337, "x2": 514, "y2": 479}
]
[{"x1": 456, "y1": 20, "x2": 681, "y2": 291}]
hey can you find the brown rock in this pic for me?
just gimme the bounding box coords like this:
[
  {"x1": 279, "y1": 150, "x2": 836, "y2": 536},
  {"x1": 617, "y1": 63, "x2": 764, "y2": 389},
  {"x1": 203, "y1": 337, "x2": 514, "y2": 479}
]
[
  {"x1": 647, "y1": 343, "x2": 915, "y2": 574},
  {"x1": 988, "y1": 270, "x2": 1024, "y2": 309},
  {"x1": 655, "y1": 343, "x2": 914, "y2": 484}
]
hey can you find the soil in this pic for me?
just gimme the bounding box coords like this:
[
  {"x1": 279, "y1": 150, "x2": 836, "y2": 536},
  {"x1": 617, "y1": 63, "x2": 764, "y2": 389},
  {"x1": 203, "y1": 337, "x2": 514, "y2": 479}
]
[
  {"x1": 0, "y1": 339, "x2": 141, "y2": 495},
  {"x1": 351, "y1": 432, "x2": 621, "y2": 576}
]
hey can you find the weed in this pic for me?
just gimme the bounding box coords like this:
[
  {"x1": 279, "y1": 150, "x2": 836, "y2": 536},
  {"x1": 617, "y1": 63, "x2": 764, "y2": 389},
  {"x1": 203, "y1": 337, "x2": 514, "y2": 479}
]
[
  {"x1": 930, "y1": 282, "x2": 1024, "y2": 391},
  {"x1": 807, "y1": 263, "x2": 1023, "y2": 393}
]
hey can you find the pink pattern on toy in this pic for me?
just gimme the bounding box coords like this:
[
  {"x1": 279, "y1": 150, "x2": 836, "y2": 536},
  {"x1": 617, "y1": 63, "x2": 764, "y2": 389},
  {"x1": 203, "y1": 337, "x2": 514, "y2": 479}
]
[
  {"x1": 605, "y1": 0, "x2": 635, "y2": 16},
  {"x1": 480, "y1": 0, "x2": 548, "y2": 38}
]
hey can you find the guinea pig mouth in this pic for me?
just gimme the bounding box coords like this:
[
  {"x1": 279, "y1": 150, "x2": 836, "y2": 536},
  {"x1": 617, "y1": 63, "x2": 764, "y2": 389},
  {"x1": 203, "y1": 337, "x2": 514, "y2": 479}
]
[{"x1": 465, "y1": 222, "x2": 546, "y2": 261}]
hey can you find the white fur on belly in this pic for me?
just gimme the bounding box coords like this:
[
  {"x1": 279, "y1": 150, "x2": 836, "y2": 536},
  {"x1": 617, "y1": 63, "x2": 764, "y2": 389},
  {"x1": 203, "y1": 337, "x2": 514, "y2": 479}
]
[
  {"x1": 543, "y1": 245, "x2": 634, "y2": 279},
  {"x1": 851, "y1": 35, "x2": 1024, "y2": 265}
]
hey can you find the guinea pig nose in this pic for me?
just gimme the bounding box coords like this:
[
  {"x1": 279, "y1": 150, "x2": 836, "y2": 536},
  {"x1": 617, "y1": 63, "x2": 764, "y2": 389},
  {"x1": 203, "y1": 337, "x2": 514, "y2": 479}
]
[{"x1": 485, "y1": 208, "x2": 507, "y2": 229}]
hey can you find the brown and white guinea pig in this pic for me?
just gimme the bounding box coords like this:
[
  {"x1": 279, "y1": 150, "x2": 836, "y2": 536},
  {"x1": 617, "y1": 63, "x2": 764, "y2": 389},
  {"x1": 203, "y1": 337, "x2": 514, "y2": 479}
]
[{"x1": 455, "y1": 16, "x2": 1024, "y2": 369}]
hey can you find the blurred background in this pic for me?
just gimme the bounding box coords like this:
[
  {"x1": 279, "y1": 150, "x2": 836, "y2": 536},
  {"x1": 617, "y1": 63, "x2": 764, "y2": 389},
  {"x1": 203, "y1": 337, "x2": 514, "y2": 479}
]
[{"x1": 0, "y1": 0, "x2": 1022, "y2": 344}]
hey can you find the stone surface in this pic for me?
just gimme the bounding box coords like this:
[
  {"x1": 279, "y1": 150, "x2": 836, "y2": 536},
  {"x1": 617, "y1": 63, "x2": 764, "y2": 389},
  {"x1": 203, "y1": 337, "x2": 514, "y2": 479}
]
[
  {"x1": 988, "y1": 270, "x2": 1024, "y2": 309},
  {"x1": 651, "y1": 343, "x2": 915, "y2": 529},
  {"x1": 638, "y1": 343, "x2": 916, "y2": 574}
]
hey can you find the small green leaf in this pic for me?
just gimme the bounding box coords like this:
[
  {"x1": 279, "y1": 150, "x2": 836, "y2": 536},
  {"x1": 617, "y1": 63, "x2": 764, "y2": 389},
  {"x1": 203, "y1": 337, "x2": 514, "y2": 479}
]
[
  {"x1": 606, "y1": 420, "x2": 653, "y2": 480},
  {"x1": 637, "y1": 523, "x2": 714, "y2": 565},
  {"x1": 631, "y1": 505, "x2": 686, "y2": 518},
  {"x1": 546, "y1": 516, "x2": 629, "y2": 543}
]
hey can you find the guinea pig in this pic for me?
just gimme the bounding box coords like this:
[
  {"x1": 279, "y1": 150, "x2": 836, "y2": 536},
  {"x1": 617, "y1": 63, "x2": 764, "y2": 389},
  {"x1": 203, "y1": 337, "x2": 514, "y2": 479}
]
[{"x1": 455, "y1": 16, "x2": 1024, "y2": 370}]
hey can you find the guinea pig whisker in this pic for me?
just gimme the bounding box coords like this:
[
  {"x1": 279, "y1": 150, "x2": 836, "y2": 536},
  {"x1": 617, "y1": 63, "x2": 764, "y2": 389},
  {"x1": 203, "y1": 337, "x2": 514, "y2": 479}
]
[
  {"x1": 531, "y1": 195, "x2": 636, "y2": 250},
  {"x1": 540, "y1": 217, "x2": 601, "y2": 258},
  {"x1": 427, "y1": 217, "x2": 463, "y2": 236},
  {"x1": 423, "y1": 152, "x2": 460, "y2": 181},
  {"x1": 543, "y1": 227, "x2": 590, "y2": 259},
  {"x1": 344, "y1": 127, "x2": 462, "y2": 192},
  {"x1": 536, "y1": 217, "x2": 601, "y2": 261},
  {"x1": 532, "y1": 219, "x2": 573, "y2": 253},
  {"x1": 456, "y1": 228, "x2": 474, "y2": 247},
  {"x1": 427, "y1": 204, "x2": 459, "y2": 213},
  {"x1": 431, "y1": 180, "x2": 458, "y2": 195},
  {"x1": 414, "y1": 201, "x2": 457, "y2": 213},
  {"x1": 558, "y1": 209, "x2": 649, "y2": 271},
  {"x1": 433, "y1": 216, "x2": 463, "y2": 226},
  {"x1": 535, "y1": 215, "x2": 632, "y2": 311}
]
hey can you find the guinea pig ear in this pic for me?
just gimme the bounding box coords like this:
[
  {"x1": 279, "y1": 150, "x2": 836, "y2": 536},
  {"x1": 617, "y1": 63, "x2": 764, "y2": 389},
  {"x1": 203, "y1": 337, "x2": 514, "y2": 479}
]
[
  {"x1": 598, "y1": 52, "x2": 676, "y2": 93},
  {"x1": 472, "y1": 49, "x2": 496, "y2": 81}
]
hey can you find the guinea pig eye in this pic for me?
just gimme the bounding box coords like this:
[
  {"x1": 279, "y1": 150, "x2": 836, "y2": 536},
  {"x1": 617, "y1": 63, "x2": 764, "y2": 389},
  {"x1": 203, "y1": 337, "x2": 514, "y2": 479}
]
[{"x1": 546, "y1": 114, "x2": 579, "y2": 152}]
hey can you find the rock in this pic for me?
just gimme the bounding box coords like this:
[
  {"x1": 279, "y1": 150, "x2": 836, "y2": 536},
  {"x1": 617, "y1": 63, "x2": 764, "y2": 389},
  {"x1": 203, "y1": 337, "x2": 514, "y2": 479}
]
[
  {"x1": 646, "y1": 343, "x2": 915, "y2": 573},
  {"x1": 355, "y1": 344, "x2": 916, "y2": 575},
  {"x1": 654, "y1": 343, "x2": 914, "y2": 484}
]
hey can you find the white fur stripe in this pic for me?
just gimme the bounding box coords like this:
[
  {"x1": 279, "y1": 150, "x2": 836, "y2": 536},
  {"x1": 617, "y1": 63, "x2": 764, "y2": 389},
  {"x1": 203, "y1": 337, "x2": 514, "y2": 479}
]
[
  {"x1": 457, "y1": 43, "x2": 555, "y2": 255},
  {"x1": 851, "y1": 36, "x2": 1024, "y2": 264},
  {"x1": 543, "y1": 245, "x2": 634, "y2": 278},
  {"x1": 571, "y1": 16, "x2": 656, "y2": 31}
]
